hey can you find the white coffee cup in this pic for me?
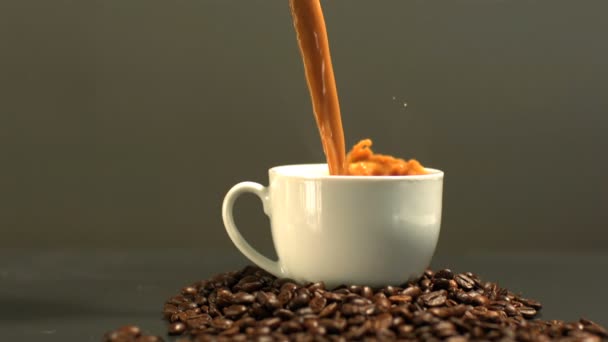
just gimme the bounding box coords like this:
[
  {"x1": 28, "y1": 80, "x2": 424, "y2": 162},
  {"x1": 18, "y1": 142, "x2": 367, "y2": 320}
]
[{"x1": 222, "y1": 163, "x2": 444, "y2": 289}]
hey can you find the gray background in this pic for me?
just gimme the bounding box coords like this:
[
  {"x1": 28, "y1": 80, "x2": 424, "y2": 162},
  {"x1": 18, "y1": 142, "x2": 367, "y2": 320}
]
[{"x1": 1, "y1": 0, "x2": 607, "y2": 256}]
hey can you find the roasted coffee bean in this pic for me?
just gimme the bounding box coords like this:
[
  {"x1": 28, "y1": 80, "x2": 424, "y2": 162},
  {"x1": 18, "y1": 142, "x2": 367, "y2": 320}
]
[
  {"x1": 389, "y1": 294, "x2": 412, "y2": 303},
  {"x1": 169, "y1": 322, "x2": 186, "y2": 335},
  {"x1": 288, "y1": 288, "x2": 311, "y2": 310},
  {"x1": 401, "y1": 286, "x2": 422, "y2": 298},
  {"x1": 581, "y1": 319, "x2": 608, "y2": 337},
  {"x1": 390, "y1": 306, "x2": 414, "y2": 320},
  {"x1": 280, "y1": 282, "x2": 299, "y2": 293},
  {"x1": 433, "y1": 321, "x2": 457, "y2": 337},
  {"x1": 219, "y1": 326, "x2": 240, "y2": 336},
  {"x1": 182, "y1": 286, "x2": 198, "y2": 296},
  {"x1": 186, "y1": 316, "x2": 212, "y2": 329},
  {"x1": 361, "y1": 286, "x2": 374, "y2": 299},
  {"x1": 256, "y1": 292, "x2": 279, "y2": 309},
  {"x1": 519, "y1": 297, "x2": 543, "y2": 310},
  {"x1": 296, "y1": 307, "x2": 314, "y2": 316},
  {"x1": 429, "y1": 307, "x2": 452, "y2": 318},
  {"x1": 323, "y1": 292, "x2": 345, "y2": 302},
  {"x1": 373, "y1": 313, "x2": 393, "y2": 331},
  {"x1": 211, "y1": 317, "x2": 234, "y2": 330},
  {"x1": 309, "y1": 295, "x2": 327, "y2": 313},
  {"x1": 177, "y1": 302, "x2": 198, "y2": 311},
  {"x1": 318, "y1": 302, "x2": 338, "y2": 318},
  {"x1": 250, "y1": 303, "x2": 271, "y2": 319},
  {"x1": 348, "y1": 297, "x2": 371, "y2": 305},
  {"x1": 246, "y1": 326, "x2": 271, "y2": 336},
  {"x1": 468, "y1": 292, "x2": 490, "y2": 306},
  {"x1": 420, "y1": 290, "x2": 447, "y2": 307},
  {"x1": 320, "y1": 318, "x2": 347, "y2": 333},
  {"x1": 374, "y1": 296, "x2": 391, "y2": 313},
  {"x1": 134, "y1": 336, "x2": 163, "y2": 342},
  {"x1": 454, "y1": 274, "x2": 475, "y2": 290},
  {"x1": 223, "y1": 304, "x2": 247, "y2": 318},
  {"x1": 117, "y1": 325, "x2": 141, "y2": 337},
  {"x1": 154, "y1": 266, "x2": 608, "y2": 341},
  {"x1": 434, "y1": 269, "x2": 454, "y2": 280},
  {"x1": 215, "y1": 288, "x2": 233, "y2": 307},
  {"x1": 280, "y1": 321, "x2": 303, "y2": 333},
  {"x1": 347, "y1": 315, "x2": 366, "y2": 325},
  {"x1": 519, "y1": 306, "x2": 537, "y2": 319},
  {"x1": 278, "y1": 289, "x2": 293, "y2": 305},
  {"x1": 232, "y1": 292, "x2": 255, "y2": 304},
  {"x1": 397, "y1": 324, "x2": 415, "y2": 337},
  {"x1": 163, "y1": 304, "x2": 178, "y2": 318},
  {"x1": 274, "y1": 309, "x2": 296, "y2": 320},
  {"x1": 259, "y1": 317, "x2": 282, "y2": 329}
]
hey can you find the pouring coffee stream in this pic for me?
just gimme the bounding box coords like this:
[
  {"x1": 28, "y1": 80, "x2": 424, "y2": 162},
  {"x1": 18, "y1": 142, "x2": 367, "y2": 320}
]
[
  {"x1": 290, "y1": 0, "x2": 427, "y2": 176},
  {"x1": 289, "y1": 0, "x2": 346, "y2": 175}
]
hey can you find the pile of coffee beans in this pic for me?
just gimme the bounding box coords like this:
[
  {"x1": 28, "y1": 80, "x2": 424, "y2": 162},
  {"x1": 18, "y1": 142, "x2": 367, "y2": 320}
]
[
  {"x1": 160, "y1": 266, "x2": 607, "y2": 341},
  {"x1": 103, "y1": 325, "x2": 164, "y2": 342}
]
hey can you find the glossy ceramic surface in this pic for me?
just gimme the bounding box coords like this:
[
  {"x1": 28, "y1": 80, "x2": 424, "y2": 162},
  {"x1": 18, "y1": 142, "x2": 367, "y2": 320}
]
[{"x1": 222, "y1": 164, "x2": 444, "y2": 288}]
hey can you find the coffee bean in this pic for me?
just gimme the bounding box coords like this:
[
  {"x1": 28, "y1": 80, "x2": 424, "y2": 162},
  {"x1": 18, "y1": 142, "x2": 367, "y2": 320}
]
[
  {"x1": 288, "y1": 288, "x2": 311, "y2": 310},
  {"x1": 169, "y1": 322, "x2": 186, "y2": 335},
  {"x1": 420, "y1": 278, "x2": 432, "y2": 291},
  {"x1": 581, "y1": 319, "x2": 608, "y2": 337},
  {"x1": 434, "y1": 269, "x2": 454, "y2": 280},
  {"x1": 454, "y1": 274, "x2": 475, "y2": 290},
  {"x1": 134, "y1": 336, "x2": 163, "y2": 342},
  {"x1": 318, "y1": 302, "x2": 338, "y2": 318},
  {"x1": 246, "y1": 326, "x2": 271, "y2": 336},
  {"x1": 280, "y1": 321, "x2": 302, "y2": 333},
  {"x1": 519, "y1": 297, "x2": 543, "y2": 310},
  {"x1": 468, "y1": 292, "x2": 490, "y2": 306},
  {"x1": 361, "y1": 286, "x2": 374, "y2": 299},
  {"x1": 390, "y1": 306, "x2": 414, "y2": 320},
  {"x1": 153, "y1": 266, "x2": 608, "y2": 342},
  {"x1": 186, "y1": 314, "x2": 211, "y2": 329},
  {"x1": 280, "y1": 282, "x2": 299, "y2": 293},
  {"x1": 401, "y1": 286, "x2": 422, "y2": 298},
  {"x1": 347, "y1": 315, "x2": 366, "y2": 325},
  {"x1": 429, "y1": 307, "x2": 451, "y2": 318},
  {"x1": 182, "y1": 286, "x2": 198, "y2": 296},
  {"x1": 519, "y1": 306, "x2": 537, "y2": 319},
  {"x1": 398, "y1": 324, "x2": 415, "y2": 337},
  {"x1": 211, "y1": 317, "x2": 234, "y2": 330},
  {"x1": 434, "y1": 321, "x2": 457, "y2": 337},
  {"x1": 374, "y1": 296, "x2": 391, "y2": 313},
  {"x1": 373, "y1": 313, "x2": 393, "y2": 331},
  {"x1": 348, "y1": 297, "x2": 371, "y2": 305},
  {"x1": 420, "y1": 290, "x2": 447, "y2": 307},
  {"x1": 273, "y1": 309, "x2": 295, "y2": 320},
  {"x1": 278, "y1": 289, "x2": 293, "y2": 306},
  {"x1": 376, "y1": 328, "x2": 397, "y2": 340},
  {"x1": 323, "y1": 292, "x2": 345, "y2": 302},
  {"x1": 389, "y1": 294, "x2": 412, "y2": 303},
  {"x1": 228, "y1": 292, "x2": 252, "y2": 305},
  {"x1": 215, "y1": 288, "x2": 233, "y2": 307},
  {"x1": 309, "y1": 295, "x2": 327, "y2": 313},
  {"x1": 223, "y1": 304, "x2": 247, "y2": 318},
  {"x1": 296, "y1": 307, "x2": 314, "y2": 316},
  {"x1": 320, "y1": 318, "x2": 347, "y2": 333}
]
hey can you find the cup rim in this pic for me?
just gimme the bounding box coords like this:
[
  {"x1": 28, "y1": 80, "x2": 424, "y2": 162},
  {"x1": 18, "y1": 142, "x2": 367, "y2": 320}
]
[{"x1": 269, "y1": 163, "x2": 443, "y2": 181}]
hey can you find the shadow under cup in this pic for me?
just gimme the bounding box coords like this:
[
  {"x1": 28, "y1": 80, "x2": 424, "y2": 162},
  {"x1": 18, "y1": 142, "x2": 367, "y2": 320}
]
[{"x1": 222, "y1": 164, "x2": 444, "y2": 289}]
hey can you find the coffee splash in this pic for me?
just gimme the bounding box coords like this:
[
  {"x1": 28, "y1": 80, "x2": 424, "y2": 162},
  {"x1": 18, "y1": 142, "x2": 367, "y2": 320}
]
[{"x1": 289, "y1": 0, "x2": 427, "y2": 176}]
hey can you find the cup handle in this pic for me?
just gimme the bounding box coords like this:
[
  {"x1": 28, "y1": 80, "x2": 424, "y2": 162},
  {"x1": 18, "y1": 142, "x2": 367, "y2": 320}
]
[{"x1": 222, "y1": 181, "x2": 284, "y2": 278}]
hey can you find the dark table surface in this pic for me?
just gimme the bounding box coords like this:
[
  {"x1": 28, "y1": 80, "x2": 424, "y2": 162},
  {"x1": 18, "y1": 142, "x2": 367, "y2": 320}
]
[{"x1": 1, "y1": 249, "x2": 606, "y2": 341}]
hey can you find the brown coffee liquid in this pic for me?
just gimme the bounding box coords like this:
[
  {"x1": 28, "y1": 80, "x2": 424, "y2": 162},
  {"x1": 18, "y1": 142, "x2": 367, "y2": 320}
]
[
  {"x1": 290, "y1": 0, "x2": 428, "y2": 176},
  {"x1": 289, "y1": 0, "x2": 346, "y2": 175}
]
